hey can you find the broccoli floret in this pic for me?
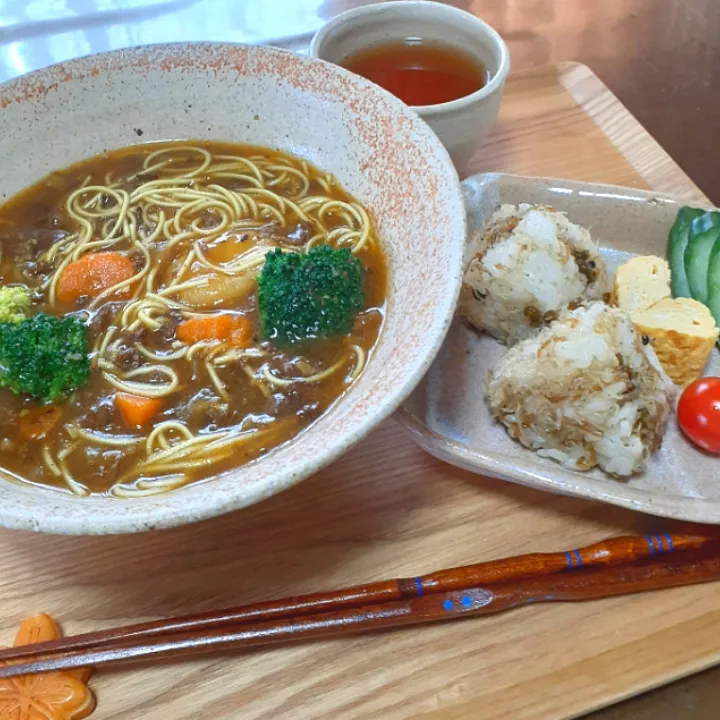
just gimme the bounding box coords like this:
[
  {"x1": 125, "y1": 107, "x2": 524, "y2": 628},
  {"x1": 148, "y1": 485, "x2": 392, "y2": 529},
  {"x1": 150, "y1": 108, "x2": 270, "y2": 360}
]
[
  {"x1": 258, "y1": 245, "x2": 364, "y2": 345},
  {"x1": 0, "y1": 313, "x2": 90, "y2": 403},
  {"x1": 0, "y1": 286, "x2": 31, "y2": 324}
]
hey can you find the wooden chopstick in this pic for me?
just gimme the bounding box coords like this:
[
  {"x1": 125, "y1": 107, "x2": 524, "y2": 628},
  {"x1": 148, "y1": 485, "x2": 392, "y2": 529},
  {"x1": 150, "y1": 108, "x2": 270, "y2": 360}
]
[
  {"x1": 0, "y1": 532, "x2": 711, "y2": 666},
  {"x1": 2, "y1": 545, "x2": 720, "y2": 678}
]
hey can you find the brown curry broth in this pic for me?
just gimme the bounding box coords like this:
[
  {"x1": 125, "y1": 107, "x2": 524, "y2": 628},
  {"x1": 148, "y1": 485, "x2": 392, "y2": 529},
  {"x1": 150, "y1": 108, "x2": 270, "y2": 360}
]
[{"x1": 0, "y1": 141, "x2": 386, "y2": 494}]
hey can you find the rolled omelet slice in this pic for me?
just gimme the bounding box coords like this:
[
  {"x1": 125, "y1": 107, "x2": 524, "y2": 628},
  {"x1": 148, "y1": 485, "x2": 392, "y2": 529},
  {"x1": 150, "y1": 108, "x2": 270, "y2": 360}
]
[
  {"x1": 633, "y1": 297, "x2": 718, "y2": 387},
  {"x1": 612, "y1": 255, "x2": 671, "y2": 313}
]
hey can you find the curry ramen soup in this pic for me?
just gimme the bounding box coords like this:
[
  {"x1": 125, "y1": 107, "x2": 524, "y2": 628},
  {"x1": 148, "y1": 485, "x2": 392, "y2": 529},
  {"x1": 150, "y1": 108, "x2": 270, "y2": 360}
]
[{"x1": 0, "y1": 141, "x2": 386, "y2": 498}]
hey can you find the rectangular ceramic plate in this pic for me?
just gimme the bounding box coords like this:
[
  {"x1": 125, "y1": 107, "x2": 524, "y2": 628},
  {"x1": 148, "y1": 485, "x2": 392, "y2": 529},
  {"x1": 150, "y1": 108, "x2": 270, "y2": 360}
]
[{"x1": 400, "y1": 172, "x2": 720, "y2": 523}]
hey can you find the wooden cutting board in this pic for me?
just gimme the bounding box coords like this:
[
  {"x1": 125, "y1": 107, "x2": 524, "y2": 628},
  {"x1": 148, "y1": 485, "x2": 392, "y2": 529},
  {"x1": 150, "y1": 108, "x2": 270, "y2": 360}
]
[{"x1": 0, "y1": 63, "x2": 715, "y2": 720}]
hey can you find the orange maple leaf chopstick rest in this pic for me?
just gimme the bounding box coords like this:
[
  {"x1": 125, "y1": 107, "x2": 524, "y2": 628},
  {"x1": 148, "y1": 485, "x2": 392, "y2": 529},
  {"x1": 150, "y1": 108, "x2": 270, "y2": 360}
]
[{"x1": 0, "y1": 613, "x2": 95, "y2": 720}]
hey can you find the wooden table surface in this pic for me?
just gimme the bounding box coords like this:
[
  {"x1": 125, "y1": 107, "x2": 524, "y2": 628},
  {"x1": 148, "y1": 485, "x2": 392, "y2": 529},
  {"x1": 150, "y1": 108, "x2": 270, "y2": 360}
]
[{"x1": 321, "y1": 1, "x2": 720, "y2": 717}]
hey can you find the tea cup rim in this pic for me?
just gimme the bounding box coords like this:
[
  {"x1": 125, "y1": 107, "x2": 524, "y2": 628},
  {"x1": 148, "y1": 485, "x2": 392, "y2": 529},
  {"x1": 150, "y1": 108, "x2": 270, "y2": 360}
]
[{"x1": 309, "y1": 0, "x2": 511, "y2": 114}]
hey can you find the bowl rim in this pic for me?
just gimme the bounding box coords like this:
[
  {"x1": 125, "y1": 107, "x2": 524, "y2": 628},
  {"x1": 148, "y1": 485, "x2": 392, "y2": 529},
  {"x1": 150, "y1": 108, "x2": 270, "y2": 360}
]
[
  {"x1": 308, "y1": 0, "x2": 511, "y2": 115},
  {"x1": 0, "y1": 41, "x2": 467, "y2": 534}
]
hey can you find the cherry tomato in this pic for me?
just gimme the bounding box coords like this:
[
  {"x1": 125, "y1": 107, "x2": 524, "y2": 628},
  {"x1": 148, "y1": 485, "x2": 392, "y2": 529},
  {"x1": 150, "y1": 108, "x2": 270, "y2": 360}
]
[{"x1": 677, "y1": 377, "x2": 720, "y2": 453}]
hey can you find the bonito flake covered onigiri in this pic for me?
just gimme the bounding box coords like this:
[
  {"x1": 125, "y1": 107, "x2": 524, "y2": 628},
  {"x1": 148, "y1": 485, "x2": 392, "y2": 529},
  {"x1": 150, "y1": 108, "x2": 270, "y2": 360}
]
[
  {"x1": 461, "y1": 204, "x2": 608, "y2": 345},
  {"x1": 486, "y1": 302, "x2": 676, "y2": 477}
]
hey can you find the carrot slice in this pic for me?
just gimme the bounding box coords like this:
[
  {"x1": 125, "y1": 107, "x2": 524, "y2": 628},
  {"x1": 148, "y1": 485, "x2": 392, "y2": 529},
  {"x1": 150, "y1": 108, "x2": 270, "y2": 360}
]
[
  {"x1": 56, "y1": 252, "x2": 135, "y2": 304},
  {"x1": 177, "y1": 314, "x2": 252, "y2": 347},
  {"x1": 115, "y1": 393, "x2": 163, "y2": 428},
  {"x1": 230, "y1": 315, "x2": 252, "y2": 347},
  {"x1": 18, "y1": 405, "x2": 62, "y2": 440}
]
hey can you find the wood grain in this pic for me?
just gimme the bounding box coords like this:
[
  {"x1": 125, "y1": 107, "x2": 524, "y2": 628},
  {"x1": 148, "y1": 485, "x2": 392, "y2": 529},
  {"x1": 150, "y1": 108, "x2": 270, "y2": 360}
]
[
  {"x1": 0, "y1": 65, "x2": 716, "y2": 720},
  {"x1": 467, "y1": 63, "x2": 706, "y2": 204}
]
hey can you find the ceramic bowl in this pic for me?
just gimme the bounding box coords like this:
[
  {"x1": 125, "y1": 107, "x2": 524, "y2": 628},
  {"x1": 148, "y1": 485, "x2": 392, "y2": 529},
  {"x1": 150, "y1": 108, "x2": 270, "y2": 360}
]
[
  {"x1": 309, "y1": 1, "x2": 511, "y2": 172},
  {"x1": 400, "y1": 172, "x2": 720, "y2": 524},
  {"x1": 0, "y1": 43, "x2": 465, "y2": 534}
]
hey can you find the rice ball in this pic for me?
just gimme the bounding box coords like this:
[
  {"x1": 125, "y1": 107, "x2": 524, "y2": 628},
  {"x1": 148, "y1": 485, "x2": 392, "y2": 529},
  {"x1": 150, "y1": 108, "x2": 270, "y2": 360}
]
[
  {"x1": 486, "y1": 302, "x2": 676, "y2": 477},
  {"x1": 460, "y1": 204, "x2": 608, "y2": 345}
]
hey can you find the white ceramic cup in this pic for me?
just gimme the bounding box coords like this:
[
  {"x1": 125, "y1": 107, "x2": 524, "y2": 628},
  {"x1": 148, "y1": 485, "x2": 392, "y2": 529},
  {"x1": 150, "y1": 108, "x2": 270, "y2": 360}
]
[{"x1": 309, "y1": 1, "x2": 511, "y2": 173}]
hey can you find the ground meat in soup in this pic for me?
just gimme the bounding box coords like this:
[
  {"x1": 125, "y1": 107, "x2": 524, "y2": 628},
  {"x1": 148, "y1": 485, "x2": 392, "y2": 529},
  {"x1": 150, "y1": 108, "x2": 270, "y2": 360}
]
[{"x1": 0, "y1": 140, "x2": 387, "y2": 497}]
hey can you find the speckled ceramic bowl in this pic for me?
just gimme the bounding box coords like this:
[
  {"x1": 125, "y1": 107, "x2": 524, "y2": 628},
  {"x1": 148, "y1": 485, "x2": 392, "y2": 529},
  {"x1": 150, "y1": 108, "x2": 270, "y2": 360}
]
[{"x1": 0, "y1": 43, "x2": 465, "y2": 534}]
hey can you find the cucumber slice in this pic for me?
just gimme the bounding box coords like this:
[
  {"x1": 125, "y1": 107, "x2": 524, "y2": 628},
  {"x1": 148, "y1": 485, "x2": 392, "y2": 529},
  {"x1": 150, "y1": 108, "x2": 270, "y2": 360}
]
[
  {"x1": 707, "y1": 235, "x2": 720, "y2": 327},
  {"x1": 679, "y1": 207, "x2": 706, "y2": 227},
  {"x1": 669, "y1": 207, "x2": 704, "y2": 297},
  {"x1": 685, "y1": 226, "x2": 720, "y2": 304},
  {"x1": 684, "y1": 212, "x2": 720, "y2": 302},
  {"x1": 689, "y1": 211, "x2": 720, "y2": 242}
]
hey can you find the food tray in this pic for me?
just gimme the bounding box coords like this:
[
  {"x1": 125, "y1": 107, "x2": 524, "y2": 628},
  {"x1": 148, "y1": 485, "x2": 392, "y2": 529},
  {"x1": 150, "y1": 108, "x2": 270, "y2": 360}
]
[{"x1": 0, "y1": 64, "x2": 716, "y2": 720}]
